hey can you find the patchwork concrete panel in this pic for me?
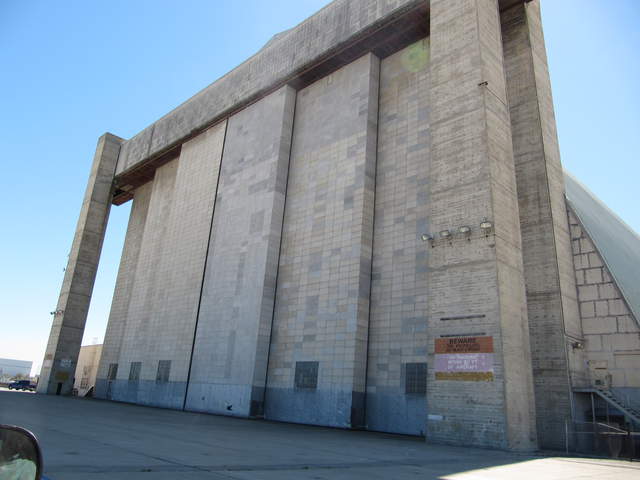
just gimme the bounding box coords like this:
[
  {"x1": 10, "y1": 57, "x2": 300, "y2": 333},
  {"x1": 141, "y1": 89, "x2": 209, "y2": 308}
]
[
  {"x1": 115, "y1": 0, "x2": 427, "y2": 175},
  {"x1": 39, "y1": 133, "x2": 122, "y2": 395},
  {"x1": 425, "y1": 0, "x2": 536, "y2": 451},
  {"x1": 107, "y1": 123, "x2": 226, "y2": 409},
  {"x1": 265, "y1": 53, "x2": 379, "y2": 428},
  {"x1": 95, "y1": 182, "x2": 152, "y2": 398},
  {"x1": 366, "y1": 39, "x2": 430, "y2": 436},
  {"x1": 185, "y1": 86, "x2": 296, "y2": 417}
]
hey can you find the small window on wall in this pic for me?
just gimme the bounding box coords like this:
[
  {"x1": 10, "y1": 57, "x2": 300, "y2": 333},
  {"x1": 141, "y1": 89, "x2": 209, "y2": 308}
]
[
  {"x1": 156, "y1": 360, "x2": 171, "y2": 383},
  {"x1": 129, "y1": 362, "x2": 141, "y2": 382},
  {"x1": 294, "y1": 361, "x2": 318, "y2": 390},
  {"x1": 405, "y1": 362, "x2": 427, "y2": 395},
  {"x1": 107, "y1": 363, "x2": 118, "y2": 381}
]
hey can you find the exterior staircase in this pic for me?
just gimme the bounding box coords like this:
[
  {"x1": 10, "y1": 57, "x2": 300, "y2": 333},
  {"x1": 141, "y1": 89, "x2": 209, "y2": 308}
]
[{"x1": 574, "y1": 387, "x2": 640, "y2": 426}]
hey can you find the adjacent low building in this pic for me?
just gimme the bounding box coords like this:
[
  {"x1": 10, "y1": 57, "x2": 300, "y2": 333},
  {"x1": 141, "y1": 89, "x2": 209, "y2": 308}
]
[
  {"x1": 0, "y1": 358, "x2": 33, "y2": 382},
  {"x1": 39, "y1": 0, "x2": 639, "y2": 451},
  {"x1": 73, "y1": 344, "x2": 103, "y2": 397}
]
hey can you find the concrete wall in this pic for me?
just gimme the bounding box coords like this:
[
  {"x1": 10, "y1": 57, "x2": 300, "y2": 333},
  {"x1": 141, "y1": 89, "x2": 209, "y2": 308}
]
[
  {"x1": 76, "y1": 0, "x2": 617, "y2": 450},
  {"x1": 101, "y1": 124, "x2": 226, "y2": 408},
  {"x1": 264, "y1": 53, "x2": 379, "y2": 428},
  {"x1": 95, "y1": 182, "x2": 152, "y2": 397},
  {"x1": 366, "y1": 39, "x2": 430, "y2": 436},
  {"x1": 569, "y1": 208, "x2": 640, "y2": 408},
  {"x1": 425, "y1": 0, "x2": 536, "y2": 451},
  {"x1": 501, "y1": 1, "x2": 586, "y2": 449},
  {"x1": 185, "y1": 86, "x2": 296, "y2": 417},
  {"x1": 115, "y1": 0, "x2": 426, "y2": 175}
]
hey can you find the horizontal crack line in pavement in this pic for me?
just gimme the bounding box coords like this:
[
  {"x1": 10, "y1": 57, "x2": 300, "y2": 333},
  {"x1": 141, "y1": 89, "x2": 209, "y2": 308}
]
[{"x1": 46, "y1": 459, "x2": 440, "y2": 474}]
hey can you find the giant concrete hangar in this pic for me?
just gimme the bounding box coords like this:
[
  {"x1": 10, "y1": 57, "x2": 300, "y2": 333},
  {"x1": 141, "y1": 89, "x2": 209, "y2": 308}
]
[{"x1": 39, "y1": 0, "x2": 640, "y2": 451}]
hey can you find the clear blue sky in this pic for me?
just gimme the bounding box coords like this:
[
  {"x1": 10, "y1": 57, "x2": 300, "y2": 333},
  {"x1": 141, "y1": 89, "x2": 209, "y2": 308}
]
[{"x1": 1, "y1": 1, "x2": 638, "y2": 376}]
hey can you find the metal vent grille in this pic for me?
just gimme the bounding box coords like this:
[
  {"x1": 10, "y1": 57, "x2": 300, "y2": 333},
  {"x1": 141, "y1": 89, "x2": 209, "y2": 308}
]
[
  {"x1": 405, "y1": 362, "x2": 427, "y2": 395},
  {"x1": 294, "y1": 361, "x2": 318, "y2": 390},
  {"x1": 107, "y1": 363, "x2": 118, "y2": 381},
  {"x1": 156, "y1": 360, "x2": 171, "y2": 383},
  {"x1": 129, "y1": 362, "x2": 141, "y2": 382}
]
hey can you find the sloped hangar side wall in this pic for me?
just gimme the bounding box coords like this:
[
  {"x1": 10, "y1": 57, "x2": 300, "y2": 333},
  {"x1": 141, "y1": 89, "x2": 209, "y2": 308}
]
[{"x1": 568, "y1": 207, "x2": 640, "y2": 410}]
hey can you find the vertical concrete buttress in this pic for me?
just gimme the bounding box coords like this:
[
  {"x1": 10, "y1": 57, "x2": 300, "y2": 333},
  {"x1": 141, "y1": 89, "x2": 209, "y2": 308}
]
[
  {"x1": 426, "y1": 0, "x2": 536, "y2": 450},
  {"x1": 38, "y1": 133, "x2": 122, "y2": 395},
  {"x1": 501, "y1": 0, "x2": 587, "y2": 449}
]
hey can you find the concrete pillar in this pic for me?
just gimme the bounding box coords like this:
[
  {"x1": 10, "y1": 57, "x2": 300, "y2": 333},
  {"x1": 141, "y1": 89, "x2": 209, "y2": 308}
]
[
  {"x1": 426, "y1": 0, "x2": 536, "y2": 450},
  {"x1": 501, "y1": 0, "x2": 587, "y2": 449},
  {"x1": 38, "y1": 133, "x2": 122, "y2": 395}
]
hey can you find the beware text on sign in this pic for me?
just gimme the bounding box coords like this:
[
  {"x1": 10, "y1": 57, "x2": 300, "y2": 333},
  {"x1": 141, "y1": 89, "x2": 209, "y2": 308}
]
[{"x1": 434, "y1": 336, "x2": 494, "y2": 381}]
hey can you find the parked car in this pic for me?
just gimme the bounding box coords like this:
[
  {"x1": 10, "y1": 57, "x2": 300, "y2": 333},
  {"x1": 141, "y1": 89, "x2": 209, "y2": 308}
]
[{"x1": 8, "y1": 380, "x2": 35, "y2": 391}]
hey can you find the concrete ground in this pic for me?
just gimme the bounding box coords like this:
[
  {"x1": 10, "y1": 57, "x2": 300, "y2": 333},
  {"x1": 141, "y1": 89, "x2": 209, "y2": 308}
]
[{"x1": 0, "y1": 391, "x2": 637, "y2": 480}]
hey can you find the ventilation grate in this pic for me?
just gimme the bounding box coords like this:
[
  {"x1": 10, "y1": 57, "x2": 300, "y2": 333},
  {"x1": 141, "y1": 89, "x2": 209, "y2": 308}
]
[{"x1": 294, "y1": 361, "x2": 319, "y2": 390}]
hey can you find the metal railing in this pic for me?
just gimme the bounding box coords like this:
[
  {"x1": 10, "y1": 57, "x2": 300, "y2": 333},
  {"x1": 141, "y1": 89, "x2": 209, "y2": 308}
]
[{"x1": 565, "y1": 420, "x2": 639, "y2": 460}]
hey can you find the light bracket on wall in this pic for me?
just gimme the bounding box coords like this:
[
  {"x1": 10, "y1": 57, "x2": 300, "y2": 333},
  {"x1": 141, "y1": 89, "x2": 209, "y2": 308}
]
[
  {"x1": 458, "y1": 226, "x2": 472, "y2": 240},
  {"x1": 480, "y1": 219, "x2": 493, "y2": 236}
]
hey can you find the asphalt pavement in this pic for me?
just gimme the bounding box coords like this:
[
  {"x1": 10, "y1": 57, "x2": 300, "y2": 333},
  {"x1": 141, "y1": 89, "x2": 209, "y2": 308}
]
[{"x1": 1, "y1": 391, "x2": 638, "y2": 479}]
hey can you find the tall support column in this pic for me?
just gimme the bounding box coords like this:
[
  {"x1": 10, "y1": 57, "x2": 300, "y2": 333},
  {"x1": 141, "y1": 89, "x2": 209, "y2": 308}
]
[
  {"x1": 38, "y1": 133, "x2": 122, "y2": 395},
  {"x1": 426, "y1": 0, "x2": 536, "y2": 450},
  {"x1": 501, "y1": 0, "x2": 587, "y2": 450}
]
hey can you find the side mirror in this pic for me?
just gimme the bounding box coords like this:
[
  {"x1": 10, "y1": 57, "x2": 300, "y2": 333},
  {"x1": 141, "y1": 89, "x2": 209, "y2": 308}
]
[{"x1": 0, "y1": 425, "x2": 43, "y2": 480}]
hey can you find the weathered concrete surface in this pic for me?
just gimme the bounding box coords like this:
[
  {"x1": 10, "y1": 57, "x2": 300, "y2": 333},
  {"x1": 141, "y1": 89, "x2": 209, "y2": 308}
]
[
  {"x1": 565, "y1": 173, "x2": 640, "y2": 329},
  {"x1": 38, "y1": 133, "x2": 122, "y2": 395},
  {"x1": 94, "y1": 182, "x2": 152, "y2": 398},
  {"x1": 114, "y1": 0, "x2": 423, "y2": 177},
  {"x1": 96, "y1": 123, "x2": 226, "y2": 408},
  {"x1": 185, "y1": 86, "x2": 296, "y2": 417},
  {"x1": 265, "y1": 53, "x2": 379, "y2": 428},
  {"x1": 501, "y1": 1, "x2": 586, "y2": 450},
  {"x1": 2, "y1": 392, "x2": 638, "y2": 480},
  {"x1": 568, "y1": 207, "x2": 640, "y2": 405},
  {"x1": 366, "y1": 39, "x2": 430, "y2": 436},
  {"x1": 425, "y1": 0, "x2": 535, "y2": 450},
  {"x1": 115, "y1": 0, "x2": 528, "y2": 179}
]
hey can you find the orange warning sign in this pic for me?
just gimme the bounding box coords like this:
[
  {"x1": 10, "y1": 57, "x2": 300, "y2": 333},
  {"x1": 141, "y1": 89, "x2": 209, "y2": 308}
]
[{"x1": 435, "y1": 336, "x2": 493, "y2": 354}]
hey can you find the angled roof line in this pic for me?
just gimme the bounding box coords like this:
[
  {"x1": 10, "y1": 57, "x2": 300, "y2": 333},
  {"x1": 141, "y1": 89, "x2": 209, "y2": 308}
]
[{"x1": 564, "y1": 171, "x2": 640, "y2": 326}]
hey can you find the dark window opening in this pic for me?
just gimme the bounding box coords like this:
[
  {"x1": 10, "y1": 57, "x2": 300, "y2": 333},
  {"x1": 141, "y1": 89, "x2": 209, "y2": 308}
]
[
  {"x1": 107, "y1": 363, "x2": 118, "y2": 381},
  {"x1": 129, "y1": 362, "x2": 141, "y2": 382},
  {"x1": 156, "y1": 360, "x2": 171, "y2": 383},
  {"x1": 294, "y1": 361, "x2": 318, "y2": 390},
  {"x1": 405, "y1": 362, "x2": 427, "y2": 395}
]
